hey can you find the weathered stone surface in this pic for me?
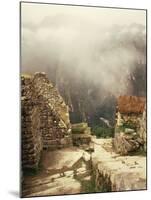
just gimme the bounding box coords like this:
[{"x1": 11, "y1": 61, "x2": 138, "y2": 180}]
[
  {"x1": 22, "y1": 147, "x2": 91, "y2": 197},
  {"x1": 22, "y1": 176, "x2": 81, "y2": 197},
  {"x1": 71, "y1": 123, "x2": 92, "y2": 147},
  {"x1": 22, "y1": 137, "x2": 146, "y2": 197},
  {"x1": 92, "y1": 138, "x2": 146, "y2": 192},
  {"x1": 21, "y1": 75, "x2": 43, "y2": 170},
  {"x1": 138, "y1": 105, "x2": 146, "y2": 151},
  {"x1": 41, "y1": 148, "x2": 90, "y2": 172},
  {"x1": 125, "y1": 128, "x2": 135, "y2": 134},
  {"x1": 113, "y1": 133, "x2": 144, "y2": 155},
  {"x1": 21, "y1": 72, "x2": 72, "y2": 169}
]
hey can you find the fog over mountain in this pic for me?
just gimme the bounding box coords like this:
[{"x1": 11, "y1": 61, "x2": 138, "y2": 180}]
[{"x1": 21, "y1": 3, "x2": 146, "y2": 125}]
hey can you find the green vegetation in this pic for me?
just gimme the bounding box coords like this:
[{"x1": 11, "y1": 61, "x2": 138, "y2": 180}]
[
  {"x1": 116, "y1": 121, "x2": 137, "y2": 133},
  {"x1": 92, "y1": 126, "x2": 114, "y2": 138},
  {"x1": 121, "y1": 121, "x2": 137, "y2": 130}
]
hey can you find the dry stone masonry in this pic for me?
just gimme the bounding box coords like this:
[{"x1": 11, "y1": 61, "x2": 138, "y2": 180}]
[
  {"x1": 21, "y1": 74, "x2": 43, "y2": 169},
  {"x1": 92, "y1": 138, "x2": 146, "y2": 192},
  {"x1": 21, "y1": 72, "x2": 72, "y2": 170},
  {"x1": 113, "y1": 96, "x2": 146, "y2": 155},
  {"x1": 139, "y1": 105, "x2": 146, "y2": 151},
  {"x1": 71, "y1": 123, "x2": 92, "y2": 147}
]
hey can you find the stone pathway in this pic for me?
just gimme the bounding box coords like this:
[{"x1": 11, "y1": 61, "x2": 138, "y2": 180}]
[
  {"x1": 22, "y1": 147, "x2": 91, "y2": 197},
  {"x1": 23, "y1": 175, "x2": 81, "y2": 197},
  {"x1": 22, "y1": 139, "x2": 146, "y2": 197},
  {"x1": 92, "y1": 138, "x2": 146, "y2": 191}
]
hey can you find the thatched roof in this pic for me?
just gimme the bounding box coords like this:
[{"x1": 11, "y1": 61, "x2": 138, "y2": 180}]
[{"x1": 117, "y1": 95, "x2": 146, "y2": 114}]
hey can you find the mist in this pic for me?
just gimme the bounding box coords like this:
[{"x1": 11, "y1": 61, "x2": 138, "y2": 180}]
[{"x1": 21, "y1": 5, "x2": 146, "y2": 97}]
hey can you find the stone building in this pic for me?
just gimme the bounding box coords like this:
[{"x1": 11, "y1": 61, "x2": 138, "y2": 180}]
[
  {"x1": 113, "y1": 95, "x2": 146, "y2": 155},
  {"x1": 21, "y1": 72, "x2": 72, "y2": 170}
]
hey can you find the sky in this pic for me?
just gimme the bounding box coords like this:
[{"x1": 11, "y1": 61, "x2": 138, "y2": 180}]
[{"x1": 21, "y1": 3, "x2": 146, "y2": 27}]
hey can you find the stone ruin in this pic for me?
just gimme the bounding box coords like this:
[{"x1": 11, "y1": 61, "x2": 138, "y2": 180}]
[
  {"x1": 21, "y1": 72, "x2": 72, "y2": 170},
  {"x1": 113, "y1": 95, "x2": 146, "y2": 155},
  {"x1": 21, "y1": 81, "x2": 147, "y2": 196},
  {"x1": 139, "y1": 104, "x2": 146, "y2": 151},
  {"x1": 71, "y1": 123, "x2": 92, "y2": 148}
]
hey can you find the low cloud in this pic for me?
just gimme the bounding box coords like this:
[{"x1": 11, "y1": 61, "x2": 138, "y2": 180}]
[{"x1": 21, "y1": 8, "x2": 146, "y2": 97}]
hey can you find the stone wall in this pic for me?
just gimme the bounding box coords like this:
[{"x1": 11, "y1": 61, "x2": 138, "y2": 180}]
[
  {"x1": 94, "y1": 161, "x2": 146, "y2": 192},
  {"x1": 21, "y1": 75, "x2": 43, "y2": 169},
  {"x1": 115, "y1": 112, "x2": 143, "y2": 133},
  {"x1": 113, "y1": 96, "x2": 146, "y2": 155},
  {"x1": 92, "y1": 138, "x2": 146, "y2": 192},
  {"x1": 21, "y1": 72, "x2": 72, "y2": 170},
  {"x1": 71, "y1": 123, "x2": 92, "y2": 147},
  {"x1": 138, "y1": 105, "x2": 146, "y2": 151},
  {"x1": 113, "y1": 112, "x2": 144, "y2": 155}
]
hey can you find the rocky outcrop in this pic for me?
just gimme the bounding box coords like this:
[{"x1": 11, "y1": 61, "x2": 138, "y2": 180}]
[{"x1": 21, "y1": 72, "x2": 72, "y2": 170}]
